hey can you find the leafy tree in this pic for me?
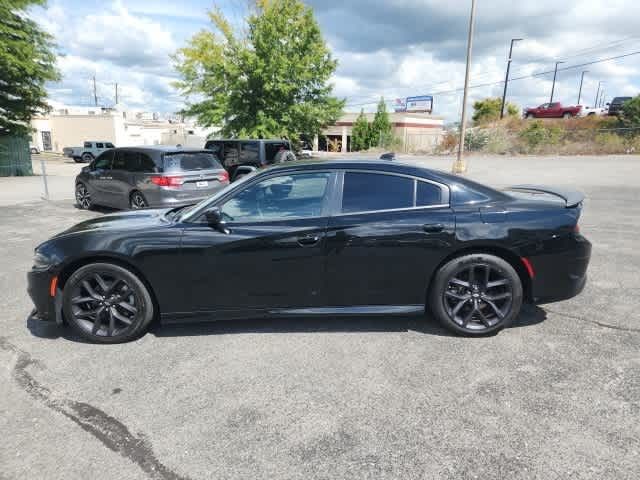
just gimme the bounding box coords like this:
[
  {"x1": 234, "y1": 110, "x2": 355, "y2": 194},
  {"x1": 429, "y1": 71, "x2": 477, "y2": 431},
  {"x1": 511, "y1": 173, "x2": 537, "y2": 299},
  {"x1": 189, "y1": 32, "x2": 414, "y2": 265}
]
[
  {"x1": 619, "y1": 95, "x2": 640, "y2": 130},
  {"x1": 351, "y1": 109, "x2": 370, "y2": 151},
  {"x1": 0, "y1": 0, "x2": 59, "y2": 135},
  {"x1": 472, "y1": 97, "x2": 518, "y2": 125},
  {"x1": 370, "y1": 98, "x2": 392, "y2": 147},
  {"x1": 173, "y1": 0, "x2": 344, "y2": 142}
]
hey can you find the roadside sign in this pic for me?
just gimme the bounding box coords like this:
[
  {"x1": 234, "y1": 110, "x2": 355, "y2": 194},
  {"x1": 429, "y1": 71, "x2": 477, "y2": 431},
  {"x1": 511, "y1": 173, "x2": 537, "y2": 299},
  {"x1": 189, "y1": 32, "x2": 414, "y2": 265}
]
[{"x1": 405, "y1": 95, "x2": 433, "y2": 113}]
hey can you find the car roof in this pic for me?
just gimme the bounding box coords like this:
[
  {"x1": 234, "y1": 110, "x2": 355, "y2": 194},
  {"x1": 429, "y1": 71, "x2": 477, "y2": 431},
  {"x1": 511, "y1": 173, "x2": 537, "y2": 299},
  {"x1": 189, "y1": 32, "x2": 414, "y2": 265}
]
[
  {"x1": 205, "y1": 139, "x2": 289, "y2": 143},
  {"x1": 113, "y1": 145, "x2": 211, "y2": 154}
]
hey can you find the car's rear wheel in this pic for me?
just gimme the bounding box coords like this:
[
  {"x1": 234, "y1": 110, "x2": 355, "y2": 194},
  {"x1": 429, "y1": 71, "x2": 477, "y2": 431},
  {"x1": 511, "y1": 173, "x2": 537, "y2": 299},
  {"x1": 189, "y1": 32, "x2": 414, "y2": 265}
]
[
  {"x1": 75, "y1": 182, "x2": 92, "y2": 210},
  {"x1": 429, "y1": 254, "x2": 523, "y2": 336},
  {"x1": 130, "y1": 191, "x2": 148, "y2": 209},
  {"x1": 63, "y1": 263, "x2": 154, "y2": 343},
  {"x1": 563, "y1": 112, "x2": 572, "y2": 119},
  {"x1": 526, "y1": 113, "x2": 534, "y2": 119},
  {"x1": 82, "y1": 153, "x2": 94, "y2": 163}
]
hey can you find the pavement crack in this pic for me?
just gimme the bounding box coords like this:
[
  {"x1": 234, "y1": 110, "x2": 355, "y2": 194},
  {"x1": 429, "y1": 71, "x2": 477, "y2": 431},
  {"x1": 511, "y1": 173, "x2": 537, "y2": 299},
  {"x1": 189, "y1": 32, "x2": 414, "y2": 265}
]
[
  {"x1": 0, "y1": 337, "x2": 193, "y2": 480},
  {"x1": 544, "y1": 309, "x2": 640, "y2": 333}
]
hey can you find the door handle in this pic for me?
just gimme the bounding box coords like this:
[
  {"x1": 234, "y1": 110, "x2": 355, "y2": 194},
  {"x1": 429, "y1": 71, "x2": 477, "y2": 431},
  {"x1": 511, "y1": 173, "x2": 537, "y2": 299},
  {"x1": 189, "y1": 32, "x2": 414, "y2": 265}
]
[
  {"x1": 297, "y1": 235, "x2": 321, "y2": 246},
  {"x1": 423, "y1": 223, "x2": 444, "y2": 233}
]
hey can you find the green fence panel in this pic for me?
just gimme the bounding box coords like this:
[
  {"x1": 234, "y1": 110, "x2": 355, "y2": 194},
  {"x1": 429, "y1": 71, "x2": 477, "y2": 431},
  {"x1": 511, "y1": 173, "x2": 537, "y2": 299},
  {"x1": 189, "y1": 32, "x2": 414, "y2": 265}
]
[{"x1": 0, "y1": 135, "x2": 33, "y2": 177}]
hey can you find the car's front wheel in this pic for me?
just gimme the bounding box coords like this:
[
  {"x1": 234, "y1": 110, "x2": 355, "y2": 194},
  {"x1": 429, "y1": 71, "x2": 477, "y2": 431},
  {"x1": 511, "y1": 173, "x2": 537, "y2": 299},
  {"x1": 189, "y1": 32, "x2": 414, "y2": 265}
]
[
  {"x1": 75, "y1": 182, "x2": 92, "y2": 210},
  {"x1": 130, "y1": 191, "x2": 148, "y2": 209},
  {"x1": 429, "y1": 254, "x2": 523, "y2": 336},
  {"x1": 62, "y1": 263, "x2": 155, "y2": 343}
]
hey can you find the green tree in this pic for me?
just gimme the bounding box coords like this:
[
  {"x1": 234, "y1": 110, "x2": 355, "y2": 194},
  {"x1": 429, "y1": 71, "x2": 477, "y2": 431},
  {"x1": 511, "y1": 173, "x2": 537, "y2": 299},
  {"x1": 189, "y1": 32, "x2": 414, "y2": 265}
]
[
  {"x1": 619, "y1": 95, "x2": 640, "y2": 130},
  {"x1": 370, "y1": 98, "x2": 392, "y2": 147},
  {"x1": 0, "y1": 0, "x2": 59, "y2": 135},
  {"x1": 472, "y1": 97, "x2": 518, "y2": 125},
  {"x1": 173, "y1": 0, "x2": 344, "y2": 142},
  {"x1": 351, "y1": 109, "x2": 370, "y2": 151}
]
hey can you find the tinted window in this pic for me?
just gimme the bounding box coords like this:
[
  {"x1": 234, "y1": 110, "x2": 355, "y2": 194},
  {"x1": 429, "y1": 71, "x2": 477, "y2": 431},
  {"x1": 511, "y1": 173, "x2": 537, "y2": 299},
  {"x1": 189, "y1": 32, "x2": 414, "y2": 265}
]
[
  {"x1": 221, "y1": 173, "x2": 330, "y2": 222},
  {"x1": 164, "y1": 152, "x2": 222, "y2": 172},
  {"x1": 416, "y1": 181, "x2": 443, "y2": 206},
  {"x1": 137, "y1": 153, "x2": 157, "y2": 173},
  {"x1": 93, "y1": 150, "x2": 113, "y2": 169},
  {"x1": 83, "y1": 142, "x2": 92, "y2": 148},
  {"x1": 222, "y1": 142, "x2": 239, "y2": 168},
  {"x1": 265, "y1": 142, "x2": 289, "y2": 162},
  {"x1": 96, "y1": 142, "x2": 104, "y2": 148},
  {"x1": 240, "y1": 142, "x2": 259, "y2": 163},
  {"x1": 112, "y1": 150, "x2": 137, "y2": 170},
  {"x1": 205, "y1": 141, "x2": 222, "y2": 155},
  {"x1": 105, "y1": 142, "x2": 115, "y2": 148},
  {"x1": 342, "y1": 172, "x2": 413, "y2": 213}
]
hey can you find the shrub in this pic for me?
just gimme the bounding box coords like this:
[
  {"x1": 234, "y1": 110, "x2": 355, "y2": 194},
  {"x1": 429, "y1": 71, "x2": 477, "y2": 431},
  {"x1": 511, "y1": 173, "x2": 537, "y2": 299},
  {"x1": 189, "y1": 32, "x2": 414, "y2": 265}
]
[
  {"x1": 465, "y1": 129, "x2": 489, "y2": 151},
  {"x1": 518, "y1": 121, "x2": 562, "y2": 152},
  {"x1": 436, "y1": 130, "x2": 458, "y2": 154}
]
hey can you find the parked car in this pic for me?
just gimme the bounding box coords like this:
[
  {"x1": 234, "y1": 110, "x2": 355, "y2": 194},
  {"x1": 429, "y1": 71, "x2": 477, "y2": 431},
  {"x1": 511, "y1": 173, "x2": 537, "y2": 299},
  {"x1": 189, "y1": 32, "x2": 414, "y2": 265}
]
[
  {"x1": 606, "y1": 97, "x2": 633, "y2": 116},
  {"x1": 204, "y1": 139, "x2": 296, "y2": 181},
  {"x1": 524, "y1": 102, "x2": 582, "y2": 119},
  {"x1": 63, "y1": 141, "x2": 115, "y2": 163},
  {"x1": 578, "y1": 105, "x2": 607, "y2": 117},
  {"x1": 30, "y1": 159, "x2": 591, "y2": 343},
  {"x1": 74, "y1": 146, "x2": 229, "y2": 211},
  {"x1": 29, "y1": 143, "x2": 40, "y2": 154}
]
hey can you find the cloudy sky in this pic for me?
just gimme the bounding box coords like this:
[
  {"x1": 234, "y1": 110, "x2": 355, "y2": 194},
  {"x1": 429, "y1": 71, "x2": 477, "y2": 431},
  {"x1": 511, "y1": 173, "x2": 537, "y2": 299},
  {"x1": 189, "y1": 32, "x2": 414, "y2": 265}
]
[{"x1": 32, "y1": 0, "x2": 640, "y2": 122}]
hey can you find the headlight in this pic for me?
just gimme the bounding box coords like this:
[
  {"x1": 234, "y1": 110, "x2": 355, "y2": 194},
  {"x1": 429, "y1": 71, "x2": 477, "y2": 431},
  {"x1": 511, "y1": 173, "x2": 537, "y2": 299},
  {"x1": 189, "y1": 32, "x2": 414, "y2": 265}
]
[{"x1": 33, "y1": 252, "x2": 53, "y2": 270}]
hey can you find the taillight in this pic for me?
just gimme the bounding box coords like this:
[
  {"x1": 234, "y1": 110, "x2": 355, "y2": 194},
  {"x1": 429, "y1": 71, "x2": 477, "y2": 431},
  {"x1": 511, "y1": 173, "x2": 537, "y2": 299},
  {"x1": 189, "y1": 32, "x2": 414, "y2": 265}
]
[
  {"x1": 218, "y1": 171, "x2": 229, "y2": 182},
  {"x1": 574, "y1": 224, "x2": 580, "y2": 234},
  {"x1": 150, "y1": 175, "x2": 184, "y2": 187}
]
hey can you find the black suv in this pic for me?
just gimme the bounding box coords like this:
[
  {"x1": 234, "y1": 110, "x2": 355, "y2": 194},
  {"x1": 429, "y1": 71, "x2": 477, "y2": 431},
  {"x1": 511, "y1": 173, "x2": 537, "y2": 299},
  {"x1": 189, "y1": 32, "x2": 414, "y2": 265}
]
[
  {"x1": 607, "y1": 97, "x2": 632, "y2": 116},
  {"x1": 204, "y1": 139, "x2": 296, "y2": 181}
]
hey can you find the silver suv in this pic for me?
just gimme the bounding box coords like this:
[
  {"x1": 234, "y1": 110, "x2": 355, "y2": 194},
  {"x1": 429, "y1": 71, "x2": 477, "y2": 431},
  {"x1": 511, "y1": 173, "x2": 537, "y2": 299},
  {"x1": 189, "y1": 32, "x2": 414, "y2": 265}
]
[{"x1": 75, "y1": 146, "x2": 229, "y2": 210}]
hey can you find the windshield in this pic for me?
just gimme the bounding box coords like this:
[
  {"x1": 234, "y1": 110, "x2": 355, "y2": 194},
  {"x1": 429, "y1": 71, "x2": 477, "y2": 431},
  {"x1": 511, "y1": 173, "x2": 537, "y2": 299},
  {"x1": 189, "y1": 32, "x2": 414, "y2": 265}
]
[{"x1": 163, "y1": 152, "x2": 222, "y2": 172}]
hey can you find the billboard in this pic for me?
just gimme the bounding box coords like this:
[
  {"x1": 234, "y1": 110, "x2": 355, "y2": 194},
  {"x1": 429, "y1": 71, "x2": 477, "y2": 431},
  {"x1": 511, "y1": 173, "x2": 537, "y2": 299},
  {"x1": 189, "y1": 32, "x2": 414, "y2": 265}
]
[{"x1": 405, "y1": 95, "x2": 433, "y2": 113}]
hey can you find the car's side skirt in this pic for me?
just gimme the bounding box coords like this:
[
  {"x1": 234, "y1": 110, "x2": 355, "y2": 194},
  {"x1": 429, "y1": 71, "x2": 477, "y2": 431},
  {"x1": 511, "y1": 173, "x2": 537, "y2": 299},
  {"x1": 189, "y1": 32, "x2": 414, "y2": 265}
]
[{"x1": 160, "y1": 305, "x2": 425, "y2": 324}]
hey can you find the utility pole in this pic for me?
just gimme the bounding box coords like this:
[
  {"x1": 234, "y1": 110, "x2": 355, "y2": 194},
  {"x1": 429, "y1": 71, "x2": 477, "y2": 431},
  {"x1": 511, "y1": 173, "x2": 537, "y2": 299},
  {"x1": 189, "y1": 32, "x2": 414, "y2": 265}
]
[
  {"x1": 599, "y1": 90, "x2": 606, "y2": 108},
  {"x1": 500, "y1": 38, "x2": 522, "y2": 119},
  {"x1": 114, "y1": 82, "x2": 119, "y2": 105},
  {"x1": 577, "y1": 70, "x2": 588, "y2": 105},
  {"x1": 549, "y1": 61, "x2": 565, "y2": 103},
  {"x1": 452, "y1": 0, "x2": 477, "y2": 175},
  {"x1": 594, "y1": 81, "x2": 602, "y2": 108},
  {"x1": 92, "y1": 75, "x2": 98, "y2": 106}
]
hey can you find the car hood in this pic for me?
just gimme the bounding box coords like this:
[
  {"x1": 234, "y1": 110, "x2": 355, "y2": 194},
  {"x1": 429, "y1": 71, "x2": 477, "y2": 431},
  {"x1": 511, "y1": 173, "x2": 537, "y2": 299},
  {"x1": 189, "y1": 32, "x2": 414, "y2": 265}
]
[{"x1": 53, "y1": 208, "x2": 171, "y2": 239}]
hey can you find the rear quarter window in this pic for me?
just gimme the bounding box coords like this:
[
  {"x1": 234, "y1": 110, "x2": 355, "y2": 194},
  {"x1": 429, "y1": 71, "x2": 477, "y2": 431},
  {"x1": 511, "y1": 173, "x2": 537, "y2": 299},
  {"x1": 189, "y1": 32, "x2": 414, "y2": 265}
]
[{"x1": 163, "y1": 152, "x2": 222, "y2": 172}]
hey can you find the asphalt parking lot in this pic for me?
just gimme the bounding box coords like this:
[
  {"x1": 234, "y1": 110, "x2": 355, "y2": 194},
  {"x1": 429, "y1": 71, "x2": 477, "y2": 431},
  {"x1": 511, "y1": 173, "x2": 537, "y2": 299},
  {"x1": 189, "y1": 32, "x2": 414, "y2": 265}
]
[{"x1": 1, "y1": 155, "x2": 639, "y2": 479}]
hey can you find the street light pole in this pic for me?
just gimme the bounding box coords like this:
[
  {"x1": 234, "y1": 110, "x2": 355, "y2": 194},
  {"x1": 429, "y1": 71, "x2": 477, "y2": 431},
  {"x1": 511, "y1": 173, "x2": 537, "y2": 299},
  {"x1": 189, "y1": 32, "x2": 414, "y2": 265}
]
[
  {"x1": 452, "y1": 0, "x2": 477, "y2": 175},
  {"x1": 577, "y1": 70, "x2": 588, "y2": 105},
  {"x1": 500, "y1": 38, "x2": 522, "y2": 119},
  {"x1": 549, "y1": 61, "x2": 565, "y2": 103},
  {"x1": 594, "y1": 81, "x2": 602, "y2": 108}
]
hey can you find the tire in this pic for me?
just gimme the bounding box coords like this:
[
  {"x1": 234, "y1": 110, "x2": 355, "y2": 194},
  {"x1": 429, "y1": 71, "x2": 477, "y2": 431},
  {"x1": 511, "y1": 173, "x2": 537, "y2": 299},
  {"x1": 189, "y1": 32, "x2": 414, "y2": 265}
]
[
  {"x1": 429, "y1": 253, "x2": 523, "y2": 336},
  {"x1": 130, "y1": 191, "x2": 148, "y2": 209},
  {"x1": 563, "y1": 112, "x2": 572, "y2": 119},
  {"x1": 75, "y1": 182, "x2": 93, "y2": 210},
  {"x1": 63, "y1": 263, "x2": 155, "y2": 343},
  {"x1": 82, "y1": 153, "x2": 94, "y2": 163},
  {"x1": 30, "y1": 147, "x2": 39, "y2": 154},
  {"x1": 73, "y1": 157, "x2": 83, "y2": 163},
  {"x1": 526, "y1": 113, "x2": 534, "y2": 119}
]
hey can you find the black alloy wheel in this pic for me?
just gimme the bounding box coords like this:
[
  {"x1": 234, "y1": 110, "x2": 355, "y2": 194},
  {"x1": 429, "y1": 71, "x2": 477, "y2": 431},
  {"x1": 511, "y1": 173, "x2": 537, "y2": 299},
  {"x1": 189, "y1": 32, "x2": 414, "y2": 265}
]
[
  {"x1": 430, "y1": 254, "x2": 523, "y2": 335},
  {"x1": 130, "y1": 191, "x2": 148, "y2": 209},
  {"x1": 75, "y1": 183, "x2": 92, "y2": 210},
  {"x1": 63, "y1": 263, "x2": 154, "y2": 343}
]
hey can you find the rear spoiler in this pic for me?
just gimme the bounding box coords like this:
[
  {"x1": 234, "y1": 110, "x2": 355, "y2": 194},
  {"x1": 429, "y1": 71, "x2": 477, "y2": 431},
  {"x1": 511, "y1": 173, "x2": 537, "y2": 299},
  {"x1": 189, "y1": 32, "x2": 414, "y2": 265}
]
[{"x1": 507, "y1": 185, "x2": 585, "y2": 208}]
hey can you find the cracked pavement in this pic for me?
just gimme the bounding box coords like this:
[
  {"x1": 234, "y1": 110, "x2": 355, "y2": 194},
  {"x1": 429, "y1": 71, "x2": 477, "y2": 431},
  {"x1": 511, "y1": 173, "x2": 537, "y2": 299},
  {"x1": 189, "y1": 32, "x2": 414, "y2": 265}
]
[{"x1": 1, "y1": 155, "x2": 638, "y2": 479}]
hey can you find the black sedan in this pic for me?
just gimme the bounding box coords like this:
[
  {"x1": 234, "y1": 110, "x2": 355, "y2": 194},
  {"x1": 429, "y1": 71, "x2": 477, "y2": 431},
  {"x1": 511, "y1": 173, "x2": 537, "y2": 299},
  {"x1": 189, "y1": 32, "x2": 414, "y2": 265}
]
[{"x1": 28, "y1": 160, "x2": 591, "y2": 343}]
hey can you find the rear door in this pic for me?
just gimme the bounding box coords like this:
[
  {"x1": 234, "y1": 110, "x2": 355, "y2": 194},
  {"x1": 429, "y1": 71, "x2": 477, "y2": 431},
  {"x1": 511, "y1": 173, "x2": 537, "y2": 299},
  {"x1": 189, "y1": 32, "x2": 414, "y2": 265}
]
[
  {"x1": 108, "y1": 150, "x2": 139, "y2": 208},
  {"x1": 325, "y1": 171, "x2": 455, "y2": 307}
]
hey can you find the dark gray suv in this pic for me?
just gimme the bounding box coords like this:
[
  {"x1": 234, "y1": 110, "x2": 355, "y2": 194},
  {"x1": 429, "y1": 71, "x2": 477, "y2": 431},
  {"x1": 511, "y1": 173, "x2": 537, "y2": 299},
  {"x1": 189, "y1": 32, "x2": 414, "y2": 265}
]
[{"x1": 75, "y1": 146, "x2": 229, "y2": 210}]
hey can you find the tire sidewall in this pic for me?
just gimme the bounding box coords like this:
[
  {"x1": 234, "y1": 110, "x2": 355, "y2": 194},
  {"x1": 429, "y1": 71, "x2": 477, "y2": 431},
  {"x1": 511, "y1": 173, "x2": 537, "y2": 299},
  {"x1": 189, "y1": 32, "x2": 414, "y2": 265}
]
[
  {"x1": 429, "y1": 254, "x2": 523, "y2": 336},
  {"x1": 63, "y1": 262, "x2": 154, "y2": 343},
  {"x1": 75, "y1": 182, "x2": 92, "y2": 210},
  {"x1": 130, "y1": 191, "x2": 147, "y2": 209},
  {"x1": 82, "y1": 153, "x2": 93, "y2": 163}
]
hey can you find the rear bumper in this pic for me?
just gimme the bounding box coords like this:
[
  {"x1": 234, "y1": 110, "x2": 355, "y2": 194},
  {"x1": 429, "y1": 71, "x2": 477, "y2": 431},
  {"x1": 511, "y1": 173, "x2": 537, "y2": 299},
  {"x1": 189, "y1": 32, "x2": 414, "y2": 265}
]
[
  {"x1": 529, "y1": 234, "x2": 592, "y2": 304},
  {"x1": 27, "y1": 269, "x2": 63, "y2": 324},
  {"x1": 145, "y1": 184, "x2": 227, "y2": 208}
]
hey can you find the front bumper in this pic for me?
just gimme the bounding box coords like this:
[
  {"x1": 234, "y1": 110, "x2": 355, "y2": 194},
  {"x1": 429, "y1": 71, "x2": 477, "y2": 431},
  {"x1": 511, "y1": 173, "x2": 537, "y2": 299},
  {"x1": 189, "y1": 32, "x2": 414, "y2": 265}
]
[
  {"x1": 27, "y1": 269, "x2": 63, "y2": 324},
  {"x1": 529, "y1": 234, "x2": 592, "y2": 304}
]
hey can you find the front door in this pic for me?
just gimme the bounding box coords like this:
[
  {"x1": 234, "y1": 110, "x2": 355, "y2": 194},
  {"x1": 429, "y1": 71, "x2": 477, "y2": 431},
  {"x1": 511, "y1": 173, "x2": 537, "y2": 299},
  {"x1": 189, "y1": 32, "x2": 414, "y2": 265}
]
[
  {"x1": 325, "y1": 171, "x2": 455, "y2": 307},
  {"x1": 177, "y1": 170, "x2": 336, "y2": 314}
]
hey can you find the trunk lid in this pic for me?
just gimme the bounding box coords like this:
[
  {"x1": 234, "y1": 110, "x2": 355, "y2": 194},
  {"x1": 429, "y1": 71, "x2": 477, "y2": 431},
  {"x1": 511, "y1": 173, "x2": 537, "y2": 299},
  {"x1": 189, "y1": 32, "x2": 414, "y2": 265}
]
[{"x1": 504, "y1": 185, "x2": 585, "y2": 208}]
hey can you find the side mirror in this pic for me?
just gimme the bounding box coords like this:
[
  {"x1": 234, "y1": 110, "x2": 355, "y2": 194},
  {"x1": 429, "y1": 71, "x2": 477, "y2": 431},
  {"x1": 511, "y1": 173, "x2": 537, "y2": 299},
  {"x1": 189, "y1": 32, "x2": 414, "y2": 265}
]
[{"x1": 205, "y1": 207, "x2": 229, "y2": 234}]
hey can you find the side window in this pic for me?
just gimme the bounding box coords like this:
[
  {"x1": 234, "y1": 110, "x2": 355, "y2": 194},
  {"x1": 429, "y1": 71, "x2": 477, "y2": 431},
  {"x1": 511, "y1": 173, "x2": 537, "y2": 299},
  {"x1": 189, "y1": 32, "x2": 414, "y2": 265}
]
[
  {"x1": 113, "y1": 150, "x2": 138, "y2": 170},
  {"x1": 341, "y1": 172, "x2": 413, "y2": 213},
  {"x1": 137, "y1": 153, "x2": 156, "y2": 173},
  {"x1": 265, "y1": 142, "x2": 288, "y2": 163},
  {"x1": 222, "y1": 142, "x2": 239, "y2": 168},
  {"x1": 96, "y1": 142, "x2": 104, "y2": 148},
  {"x1": 239, "y1": 142, "x2": 259, "y2": 163},
  {"x1": 105, "y1": 142, "x2": 115, "y2": 148},
  {"x1": 220, "y1": 172, "x2": 331, "y2": 222},
  {"x1": 93, "y1": 150, "x2": 114, "y2": 169},
  {"x1": 83, "y1": 141, "x2": 92, "y2": 148},
  {"x1": 416, "y1": 181, "x2": 443, "y2": 206}
]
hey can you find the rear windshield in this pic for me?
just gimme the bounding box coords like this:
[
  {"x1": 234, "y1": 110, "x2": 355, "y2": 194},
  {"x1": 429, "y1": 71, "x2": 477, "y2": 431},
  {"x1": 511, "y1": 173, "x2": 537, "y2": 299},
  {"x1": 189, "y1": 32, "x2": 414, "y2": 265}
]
[{"x1": 163, "y1": 152, "x2": 222, "y2": 172}]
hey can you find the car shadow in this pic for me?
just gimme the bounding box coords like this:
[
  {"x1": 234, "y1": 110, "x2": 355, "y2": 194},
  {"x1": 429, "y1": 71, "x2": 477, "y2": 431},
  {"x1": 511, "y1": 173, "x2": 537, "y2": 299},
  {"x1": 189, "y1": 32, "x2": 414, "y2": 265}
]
[{"x1": 26, "y1": 305, "x2": 547, "y2": 342}]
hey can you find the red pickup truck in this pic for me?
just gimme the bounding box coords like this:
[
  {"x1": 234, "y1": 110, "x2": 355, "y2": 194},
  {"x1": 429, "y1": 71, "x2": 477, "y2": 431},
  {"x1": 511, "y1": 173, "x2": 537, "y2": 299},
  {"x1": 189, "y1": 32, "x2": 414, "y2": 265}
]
[{"x1": 524, "y1": 102, "x2": 582, "y2": 119}]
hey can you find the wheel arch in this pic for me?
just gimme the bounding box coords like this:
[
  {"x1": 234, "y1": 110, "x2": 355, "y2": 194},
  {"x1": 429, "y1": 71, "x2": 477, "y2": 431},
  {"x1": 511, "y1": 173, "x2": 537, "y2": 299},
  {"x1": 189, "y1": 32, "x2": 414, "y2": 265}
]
[
  {"x1": 427, "y1": 245, "x2": 533, "y2": 304},
  {"x1": 57, "y1": 254, "x2": 161, "y2": 323}
]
